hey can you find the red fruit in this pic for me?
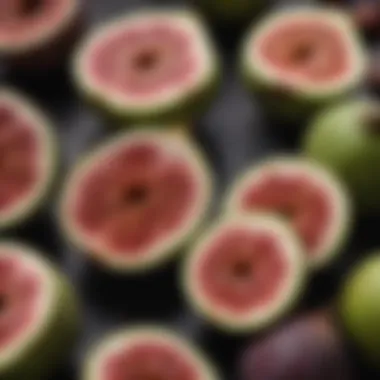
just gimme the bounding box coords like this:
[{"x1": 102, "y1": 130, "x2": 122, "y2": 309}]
[
  {"x1": 73, "y1": 9, "x2": 220, "y2": 123},
  {"x1": 238, "y1": 311, "x2": 353, "y2": 380},
  {"x1": 0, "y1": 241, "x2": 79, "y2": 379},
  {"x1": 60, "y1": 129, "x2": 213, "y2": 273},
  {"x1": 82, "y1": 326, "x2": 219, "y2": 380},
  {"x1": 224, "y1": 158, "x2": 351, "y2": 270},
  {"x1": 0, "y1": 89, "x2": 56, "y2": 230},
  {"x1": 240, "y1": 7, "x2": 367, "y2": 120},
  {"x1": 183, "y1": 214, "x2": 305, "y2": 333},
  {"x1": 0, "y1": 0, "x2": 83, "y2": 71}
]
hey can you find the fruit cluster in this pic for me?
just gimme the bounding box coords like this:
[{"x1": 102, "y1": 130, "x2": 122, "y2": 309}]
[{"x1": 0, "y1": 0, "x2": 380, "y2": 379}]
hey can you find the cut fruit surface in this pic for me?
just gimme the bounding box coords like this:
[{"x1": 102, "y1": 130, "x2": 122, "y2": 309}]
[
  {"x1": 82, "y1": 326, "x2": 219, "y2": 380},
  {"x1": 240, "y1": 8, "x2": 367, "y2": 120},
  {"x1": 0, "y1": 0, "x2": 80, "y2": 54},
  {"x1": 73, "y1": 10, "x2": 219, "y2": 122},
  {"x1": 61, "y1": 129, "x2": 213, "y2": 272},
  {"x1": 225, "y1": 158, "x2": 351, "y2": 270},
  {"x1": 0, "y1": 242, "x2": 79, "y2": 378},
  {"x1": 183, "y1": 215, "x2": 305, "y2": 333},
  {"x1": 0, "y1": 89, "x2": 56, "y2": 230},
  {"x1": 0, "y1": 246, "x2": 48, "y2": 362}
]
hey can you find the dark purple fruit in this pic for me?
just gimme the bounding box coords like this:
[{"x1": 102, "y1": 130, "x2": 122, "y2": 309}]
[{"x1": 238, "y1": 311, "x2": 353, "y2": 380}]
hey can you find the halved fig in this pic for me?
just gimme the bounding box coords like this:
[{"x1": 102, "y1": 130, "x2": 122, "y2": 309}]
[
  {"x1": 0, "y1": 241, "x2": 79, "y2": 379},
  {"x1": 82, "y1": 326, "x2": 219, "y2": 380},
  {"x1": 0, "y1": 89, "x2": 56, "y2": 230},
  {"x1": 240, "y1": 7, "x2": 367, "y2": 121},
  {"x1": 224, "y1": 158, "x2": 351, "y2": 270},
  {"x1": 0, "y1": 0, "x2": 83, "y2": 71},
  {"x1": 60, "y1": 128, "x2": 213, "y2": 273},
  {"x1": 73, "y1": 9, "x2": 220, "y2": 124},
  {"x1": 182, "y1": 215, "x2": 305, "y2": 333}
]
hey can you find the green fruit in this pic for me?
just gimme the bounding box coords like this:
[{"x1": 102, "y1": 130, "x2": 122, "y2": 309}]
[
  {"x1": 224, "y1": 157, "x2": 352, "y2": 271},
  {"x1": 0, "y1": 241, "x2": 80, "y2": 379},
  {"x1": 0, "y1": 88, "x2": 57, "y2": 231},
  {"x1": 338, "y1": 253, "x2": 380, "y2": 365},
  {"x1": 240, "y1": 7, "x2": 367, "y2": 122},
  {"x1": 182, "y1": 214, "x2": 306, "y2": 334},
  {"x1": 304, "y1": 99, "x2": 380, "y2": 213},
  {"x1": 82, "y1": 325, "x2": 219, "y2": 380},
  {"x1": 73, "y1": 9, "x2": 220, "y2": 124},
  {"x1": 60, "y1": 128, "x2": 213, "y2": 273}
]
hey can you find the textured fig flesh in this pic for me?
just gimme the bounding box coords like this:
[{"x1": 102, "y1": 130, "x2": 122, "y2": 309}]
[
  {"x1": 71, "y1": 139, "x2": 199, "y2": 256},
  {"x1": 195, "y1": 225, "x2": 290, "y2": 314},
  {"x1": 0, "y1": 0, "x2": 70, "y2": 45},
  {"x1": 258, "y1": 19, "x2": 350, "y2": 85},
  {"x1": 88, "y1": 22, "x2": 198, "y2": 99},
  {"x1": 0, "y1": 103, "x2": 40, "y2": 216},
  {"x1": 101, "y1": 340, "x2": 200, "y2": 380},
  {"x1": 236, "y1": 170, "x2": 333, "y2": 259},
  {"x1": 0, "y1": 252, "x2": 42, "y2": 352}
]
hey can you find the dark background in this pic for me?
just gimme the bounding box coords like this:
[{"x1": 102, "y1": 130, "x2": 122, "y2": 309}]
[{"x1": 2, "y1": 0, "x2": 380, "y2": 379}]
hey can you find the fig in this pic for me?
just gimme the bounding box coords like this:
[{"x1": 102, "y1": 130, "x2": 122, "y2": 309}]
[
  {"x1": 224, "y1": 157, "x2": 351, "y2": 270},
  {"x1": 303, "y1": 99, "x2": 380, "y2": 213},
  {"x1": 0, "y1": 241, "x2": 79, "y2": 379},
  {"x1": 182, "y1": 214, "x2": 305, "y2": 333},
  {"x1": 81, "y1": 326, "x2": 219, "y2": 380},
  {"x1": 240, "y1": 7, "x2": 367, "y2": 121},
  {"x1": 237, "y1": 310, "x2": 353, "y2": 380},
  {"x1": 0, "y1": 0, "x2": 83, "y2": 71},
  {"x1": 338, "y1": 253, "x2": 380, "y2": 366},
  {"x1": 60, "y1": 128, "x2": 213, "y2": 273},
  {"x1": 191, "y1": 0, "x2": 268, "y2": 25},
  {"x1": 73, "y1": 9, "x2": 220, "y2": 124},
  {"x1": 0, "y1": 89, "x2": 56, "y2": 231}
]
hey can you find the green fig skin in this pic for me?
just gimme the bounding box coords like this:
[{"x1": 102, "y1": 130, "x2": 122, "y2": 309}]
[
  {"x1": 338, "y1": 253, "x2": 380, "y2": 366},
  {"x1": 303, "y1": 100, "x2": 380, "y2": 213}
]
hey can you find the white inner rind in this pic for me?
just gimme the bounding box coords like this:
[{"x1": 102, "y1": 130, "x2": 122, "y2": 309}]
[
  {"x1": 0, "y1": 89, "x2": 56, "y2": 229},
  {"x1": 183, "y1": 215, "x2": 305, "y2": 332},
  {"x1": 60, "y1": 129, "x2": 213, "y2": 272},
  {"x1": 0, "y1": 0, "x2": 80, "y2": 54},
  {"x1": 241, "y1": 8, "x2": 367, "y2": 98},
  {"x1": 73, "y1": 10, "x2": 218, "y2": 113},
  {"x1": 83, "y1": 326, "x2": 219, "y2": 380},
  {"x1": 225, "y1": 157, "x2": 350, "y2": 269},
  {"x1": 0, "y1": 242, "x2": 56, "y2": 369}
]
